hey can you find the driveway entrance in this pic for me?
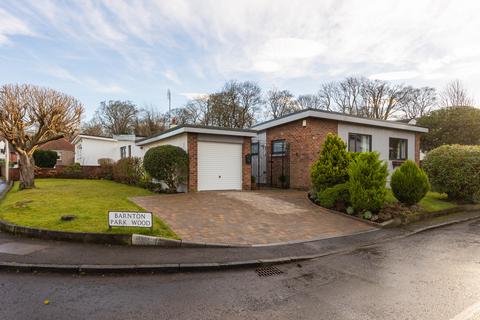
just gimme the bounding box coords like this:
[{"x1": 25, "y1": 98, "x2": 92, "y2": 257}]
[{"x1": 132, "y1": 190, "x2": 375, "y2": 245}]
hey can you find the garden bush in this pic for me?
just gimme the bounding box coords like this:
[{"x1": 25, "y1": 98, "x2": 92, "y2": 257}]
[
  {"x1": 33, "y1": 150, "x2": 58, "y2": 168},
  {"x1": 348, "y1": 152, "x2": 388, "y2": 213},
  {"x1": 311, "y1": 133, "x2": 351, "y2": 192},
  {"x1": 112, "y1": 157, "x2": 144, "y2": 185},
  {"x1": 390, "y1": 160, "x2": 430, "y2": 205},
  {"x1": 60, "y1": 162, "x2": 82, "y2": 178},
  {"x1": 143, "y1": 145, "x2": 189, "y2": 192},
  {"x1": 98, "y1": 158, "x2": 114, "y2": 180},
  {"x1": 317, "y1": 183, "x2": 349, "y2": 209},
  {"x1": 423, "y1": 145, "x2": 480, "y2": 202}
]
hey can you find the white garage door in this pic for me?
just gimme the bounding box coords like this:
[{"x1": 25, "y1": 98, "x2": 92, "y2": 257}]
[{"x1": 198, "y1": 141, "x2": 243, "y2": 191}]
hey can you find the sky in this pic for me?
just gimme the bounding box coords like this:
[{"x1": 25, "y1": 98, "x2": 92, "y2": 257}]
[{"x1": 0, "y1": 0, "x2": 479, "y2": 120}]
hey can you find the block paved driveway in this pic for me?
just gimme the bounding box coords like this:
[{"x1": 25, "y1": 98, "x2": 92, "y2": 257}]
[{"x1": 132, "y1": 189, "x2": 375, "y2": 245}]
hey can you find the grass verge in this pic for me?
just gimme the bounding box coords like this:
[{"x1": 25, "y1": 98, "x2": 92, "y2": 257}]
[
  {"x1": 386, "y1": 189, "x2": 457, "y2": 212},
  {"x1": 0, "y1": 179, "x2": 178, "y2": 239}
]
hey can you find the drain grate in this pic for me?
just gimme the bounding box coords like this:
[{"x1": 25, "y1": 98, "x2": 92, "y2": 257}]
[{"x1": 255, "y1": 265, "x2": 284, "y2": 277}]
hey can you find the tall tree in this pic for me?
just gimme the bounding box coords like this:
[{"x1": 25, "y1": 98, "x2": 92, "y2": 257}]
[
  {"x1": 417, "y1": 106, "x2": 480, "y2": 151},
  {"x1": 134, "y1": 107, "x2": 167, "y2": 137},
  {"x1": 439, "y1": 79, "x2": 474, "y2": 107},
  {"x1": 0, "y1": 84, "x2": 83, "y2": 189},
  {"x1": 81, "y1": 118, "x2": 105, "y2": 136},
  {"x1": 296, "y1": 94, "x2": 323, "y2": 110},
  {"x1": 265, "y1": 88, "x2": 297, "y2": 119},
  {"x1": 398, "y1": 86, "x2": 436, "y2": 120},
  {"x1": 95, "y1": 100, "x2": 138, "y2": 135}
]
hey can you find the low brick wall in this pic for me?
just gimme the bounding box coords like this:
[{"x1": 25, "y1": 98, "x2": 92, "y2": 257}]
[{"x1": 9, "y1": 165, "x2": 108, "y2": 181}]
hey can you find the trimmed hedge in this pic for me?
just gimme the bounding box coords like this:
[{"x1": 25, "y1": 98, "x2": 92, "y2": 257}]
[
  {"x1": 391, "y1": 160, "x2": 430, "y2": 205},
  {"x1": 143, "y1": 145, "x2": 188, "y2": 192},
  {"x1": 317, "y1": 183, "x2": 349, "y2": 209},
  {"x1": 423, "y1": 145, "x2": 480, "y2": 202},
  {"x1": 348, "y1": 152, "x2": 388, "y2": 213},
  {"x1": 311, "y1": 133, "x2": 351, "y2": 192},
  {"x1": 33, "y1": 150, "x2": 58, "y2": 168}
]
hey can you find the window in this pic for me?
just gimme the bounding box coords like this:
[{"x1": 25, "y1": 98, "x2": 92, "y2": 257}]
[
  {"x1": 55, "y1": 151, "x2": 62, "y2": 161},
  {"x1": 272, "y1": 140, "x2": 286, "y2": 156},
  {"x1": 128, "y1": 145, "x2": 132, "y2": 157},
  {"x1": 120, "y1": 146, "x2": 127, "y2": 159},
  {"x1": 348, "y1": 133, "x2": 372, "y2": 152},
  {"x1": 389, "y1": 138, "x2": 408, "y2": 160},
  {"x1": 251, "y1": 143, "x2": 259, "y2": 155}
]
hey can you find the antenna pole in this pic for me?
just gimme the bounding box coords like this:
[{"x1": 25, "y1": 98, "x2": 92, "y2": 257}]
[{"x1": 167, "y1": 89, "x2": 172, "y2": 128}]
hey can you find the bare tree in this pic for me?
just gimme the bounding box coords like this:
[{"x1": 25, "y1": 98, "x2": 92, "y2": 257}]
[
  {"x1": 81, "y1": 118, "x2": 105, "y2": 136},
  {"x1": 95, "y1": 100, "x2": 138, "y2": 135},
  {"x1": 360, "y1": 79, "x2": 409, "y2": 120},
  {"x1": 439, "y1": 79, "x2": 474, "y2": 107},
  {"x1": 265, "y1": 88, "x2": 298, "y2": 119},
  {"x1": 296, "y1": 94, "x2": 323, "y2": 110},
  {"x1": 134, "y1": 107, "x2": 167, "y2": 137},
  {"x1": 398, "y1": 86, "x2": 437, "y2": 119},
  {"x1": 0, "y1": 84, "x2": 83, "y2": 189}
]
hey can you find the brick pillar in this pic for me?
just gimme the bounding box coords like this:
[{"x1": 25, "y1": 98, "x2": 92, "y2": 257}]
[
  {"x1": 415, "y1": 132, "x2": 421, "y2": 165},
  {"x1": 187, "y1": 133, "x2": 198, "y2": 192},
  {"x1": 242, "y1": 137, "x2": 252, "y2": 191}
]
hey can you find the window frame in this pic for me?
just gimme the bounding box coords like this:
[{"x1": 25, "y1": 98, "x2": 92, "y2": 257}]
[
  {"x1": 120, "y1": 146, "x2": 126, "y2": 159},
  {"x1": 389, "y1": 137, "x2": 408, "y2": 161},
  {"x1": 348, "y1": 133, "x2": 372, "y2": 153},
  {"x1": 271, "y1": 139, "x2": 286, "y2": 156},
  {"x1": 251, "y1": 142, "x2": 259, "y2": 156}
]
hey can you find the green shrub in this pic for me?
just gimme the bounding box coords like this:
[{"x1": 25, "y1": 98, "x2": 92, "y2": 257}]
[
  {"x1": 33, "y1": 150, "x2": 58, "y2": 168},
  {"x1": 346, "y1": 206, "x2": 354, "y2": 215},
  {"x1": 390, "y1": 160, "x2": 430, "y2": 205},
  {"x1": 317, "y1": 183, "x2": 349, "y2": 209},
  {"x1": 423, "y1": 145, "x2": 480, "y2": 202},
  {"x1": 98, "y1": 158, "x2": 114, "y2": 180},
  {"x1": 143, "y1": 145, "x2": 189, "y2": 192},
  {"x1": 61, "y1": 163, "x2": 82, "y2": 178},
  {"x1": 311, "y1": 133, "x2": 351, "y2": 192},
  {"x1": 348, "y1": 152, "x2": 388, "y2": 213},
  {"x1": 113, "y1": 157, "x2": 144, "y2": 185}
]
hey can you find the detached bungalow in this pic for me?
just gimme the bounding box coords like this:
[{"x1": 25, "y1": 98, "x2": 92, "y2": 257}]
[
  {"x1": 250, "y1": 109, "x2": 428, "y2": 189},
  {"x1": 72, "y1": 134, "x2": 144, "y2": 166}
]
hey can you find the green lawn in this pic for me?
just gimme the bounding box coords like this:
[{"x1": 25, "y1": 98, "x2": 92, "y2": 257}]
[
  {"x1": 0, "y1": 179, "x2": 178, "y2": 238},
  {"x1": 386, "y1": 189, "x2": 457, "y2": 212}
]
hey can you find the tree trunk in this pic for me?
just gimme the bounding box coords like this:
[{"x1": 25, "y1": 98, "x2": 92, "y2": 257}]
[{"x1": 18, "y1": 153, "x2": 35, "y2": 190}]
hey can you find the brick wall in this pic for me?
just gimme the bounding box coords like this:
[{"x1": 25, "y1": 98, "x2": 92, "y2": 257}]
[
  {"x1": 187, "y1": 133, "x2": 198, "y2": 192},
  {"x1": 242, "y1": 137, "x2": 252, "y2": 191},
  {"x1": 265, "y1": 117, "x2": 338, "y2": 190},
  {"x1": 415, "y1": 132, "x2": 421, "y2": 165}
]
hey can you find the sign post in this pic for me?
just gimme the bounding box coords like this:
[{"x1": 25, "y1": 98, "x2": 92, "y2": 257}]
[{"x1": 108, "y1": 211, "x2": 153, "y2": 230}]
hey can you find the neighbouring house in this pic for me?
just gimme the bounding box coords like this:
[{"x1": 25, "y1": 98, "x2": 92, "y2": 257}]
[
  {"x1": 136, "y1": 125, "x2": 256, "y2": 192},
  {"x1": 72, "y1": 134, "x2": 144, "y2": 166},
  {"x1": 39, "y1": 137, "x2": 75, "y2": 166},
  {"x1": 250, "y1": 109, "x2": 428, "y2": 190}
]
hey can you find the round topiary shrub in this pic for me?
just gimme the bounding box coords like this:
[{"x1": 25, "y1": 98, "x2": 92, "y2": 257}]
[
  {"x1": 33, "y1": 149, "x2": 58, "y2": 168},
  {"x1": 390, "y1": 160, "x2": 430, "y2": 205},
  {"x1": 348, "y1": 152, "x2": 388, "y2": 213},
  {"x1": 423, "y1": 145, "x2": 480, "y2": 202},
  {"x1": 311, "y1": 133, "x2": 351, "y2": 192},
  {"x1": 143, "y1": 145, "x2": 188, "y2": 192}
]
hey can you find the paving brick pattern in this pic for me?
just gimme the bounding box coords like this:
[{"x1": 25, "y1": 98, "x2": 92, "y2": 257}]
[{"x1": 132, "y1": 189, "x2": 375, "y2": 245}]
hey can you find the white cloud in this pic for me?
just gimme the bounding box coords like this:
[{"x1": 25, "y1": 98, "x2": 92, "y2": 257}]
[
  {"x1": 163, "y1": 69, "x2": 182, "y2": 85},
  {"x1": 180, "y1": 92, "x2": 208, "y2": 100},
  {"x1": 0, "y1": 8, "x2": 33, "y2": 44},
  {"x1": 369, "y1": 70, "x2": 420, "y2": 81}
]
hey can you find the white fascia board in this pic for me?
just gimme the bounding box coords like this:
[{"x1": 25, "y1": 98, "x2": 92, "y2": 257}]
[
  {"x1": 72, "y1": 135, "x2": 116, "y2": 145},
  {"x1": 252, "y1": 110, "x2": 429, "y2": 133},
  {"x1": 183, "y1": 127, "x2": 257, "y2": 137},
  {"x1": 136, "y1": 127, "x2": 257, "y2": 146}
]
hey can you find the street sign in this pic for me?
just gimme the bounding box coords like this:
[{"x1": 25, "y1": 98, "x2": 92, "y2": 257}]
[{"x1": 108, "y1": 211, "x2": 153, "y2": 228}]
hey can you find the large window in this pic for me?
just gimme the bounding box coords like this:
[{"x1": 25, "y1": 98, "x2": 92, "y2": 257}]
[
  {"x1": 389, "y1": 138, "x2": 408, "y2": 160},
  {"x1": 120, "y1": 146, "x2": 127, "y2": 159},
  {"x1": 251, "y1": 142, "x2": 259, "y2": 155},
  {"x1": 272, "y1": 140, "x2": 286, "y2": 156},
  {"x1": 348, "y1": 133, "x2": 372, "y2": 152}
]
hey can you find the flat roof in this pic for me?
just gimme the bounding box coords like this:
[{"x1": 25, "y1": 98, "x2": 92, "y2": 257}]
[
  {"x1": 252, "y1": 109, "x2": 428, "y2": 133},
  {"x1": 72, "y1": 134, "x2": 116, "y2": 144},
  {"x1": 136, "y1": 125, "x2": 257, "y2": 146}
]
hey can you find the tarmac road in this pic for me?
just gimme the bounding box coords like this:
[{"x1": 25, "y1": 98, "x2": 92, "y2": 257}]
[{"x1": 1, "y1": 219, "x2": 480, "y2": 320}]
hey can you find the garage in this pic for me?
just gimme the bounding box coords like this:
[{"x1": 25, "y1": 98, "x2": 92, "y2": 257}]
[{"x1": 197, "y1": 141, "x2": 243, "y2": 191}]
